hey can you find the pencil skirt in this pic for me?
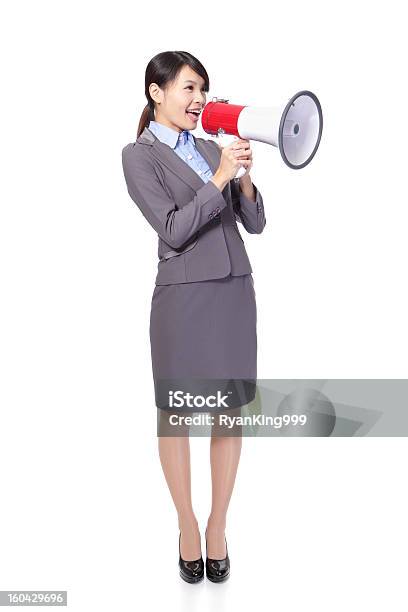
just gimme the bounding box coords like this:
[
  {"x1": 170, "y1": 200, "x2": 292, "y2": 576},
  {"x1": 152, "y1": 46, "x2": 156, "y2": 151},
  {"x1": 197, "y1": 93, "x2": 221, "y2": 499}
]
[{"x1": 149, "y1": 273, "x2": 257, "y2": 410}]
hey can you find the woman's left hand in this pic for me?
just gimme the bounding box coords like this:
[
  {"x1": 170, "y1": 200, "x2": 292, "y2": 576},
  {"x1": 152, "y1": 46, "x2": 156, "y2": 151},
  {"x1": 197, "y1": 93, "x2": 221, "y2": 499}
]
[{"x1": 232, "y1": 139, "x2": 253, "y2": 175}]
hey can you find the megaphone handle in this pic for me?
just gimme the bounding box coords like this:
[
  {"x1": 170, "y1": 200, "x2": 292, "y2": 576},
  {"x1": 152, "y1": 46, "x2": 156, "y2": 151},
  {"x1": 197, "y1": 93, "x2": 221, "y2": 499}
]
[
  {"x1": 215, "y1": 133, "x2": 247, "y2": 180},
  {"x1": 235, "y1": 166, "x2": 247, "y2": 179}
]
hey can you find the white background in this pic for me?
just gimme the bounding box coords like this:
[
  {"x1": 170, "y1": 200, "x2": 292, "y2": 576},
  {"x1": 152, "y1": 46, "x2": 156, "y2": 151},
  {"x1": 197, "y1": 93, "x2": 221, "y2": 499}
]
[{"x1": 1, "y1": 0, "x2": 407, "y2": 610}]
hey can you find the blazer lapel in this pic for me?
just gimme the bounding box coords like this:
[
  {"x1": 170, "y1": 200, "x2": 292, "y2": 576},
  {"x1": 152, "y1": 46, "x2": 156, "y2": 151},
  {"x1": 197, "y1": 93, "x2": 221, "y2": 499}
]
[
  {"x1": 137, "y1": 127, "x2": 220, "y2": 192},
  {"x1": 193, "y1": 137, "x2": 219, "y2": 174}
]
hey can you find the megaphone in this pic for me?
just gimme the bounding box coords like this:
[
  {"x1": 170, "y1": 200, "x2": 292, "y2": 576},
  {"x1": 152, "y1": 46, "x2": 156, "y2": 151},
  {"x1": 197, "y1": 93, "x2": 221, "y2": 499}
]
[{"x1": 201, "y1": 90, "x2": 323, "y2": 177}]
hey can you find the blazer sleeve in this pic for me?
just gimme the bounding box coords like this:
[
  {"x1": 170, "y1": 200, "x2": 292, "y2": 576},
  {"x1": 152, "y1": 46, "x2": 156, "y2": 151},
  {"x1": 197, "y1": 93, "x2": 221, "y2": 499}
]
[
  {"x1": 230, "y1": 178, "x2": 266, "y2": 234},
  {"x1": 121, "y1": 143, "x2": 228, "y2": 250},
  {"x1": 208, "y1": 140, "x2": 266, "y2": 235}
]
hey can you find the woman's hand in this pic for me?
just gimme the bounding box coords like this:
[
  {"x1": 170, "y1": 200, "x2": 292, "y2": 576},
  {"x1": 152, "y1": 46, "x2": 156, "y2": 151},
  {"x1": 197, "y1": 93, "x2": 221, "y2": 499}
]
[
  {"x1": 231, "y1": 139, "x2": 253, "y2": 177},
  {"x1": 217, "y1": 139, "x2": 253, "y2": 181}
]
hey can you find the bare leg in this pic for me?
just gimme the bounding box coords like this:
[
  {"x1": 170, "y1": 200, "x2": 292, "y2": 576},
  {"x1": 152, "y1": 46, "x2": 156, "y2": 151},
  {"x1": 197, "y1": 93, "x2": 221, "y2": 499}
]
[
  {"x1": 206, "y1": 408, "x2": 243, "y2": 558},
  {"x1": 158, "y1": 434, "x2": 202, "y2": 561}
]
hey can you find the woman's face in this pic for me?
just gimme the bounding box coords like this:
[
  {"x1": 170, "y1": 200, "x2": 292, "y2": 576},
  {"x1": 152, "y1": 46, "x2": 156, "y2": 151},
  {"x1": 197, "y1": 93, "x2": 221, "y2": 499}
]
[{"x1": 150, "y1": 64, "x2": 207, "y2": 133}]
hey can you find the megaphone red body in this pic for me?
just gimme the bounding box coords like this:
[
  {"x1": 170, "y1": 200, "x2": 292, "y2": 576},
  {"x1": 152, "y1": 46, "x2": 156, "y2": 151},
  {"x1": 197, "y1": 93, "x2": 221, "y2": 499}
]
[{"x1": 201, "y1": 91, "x2": 323, "y2": 170}]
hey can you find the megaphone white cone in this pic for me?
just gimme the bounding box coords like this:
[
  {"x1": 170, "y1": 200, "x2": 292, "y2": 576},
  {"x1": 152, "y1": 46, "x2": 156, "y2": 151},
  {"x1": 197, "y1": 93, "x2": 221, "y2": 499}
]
[{"x1": 236, "y1": 90, "x2": 323, "y2": 169}]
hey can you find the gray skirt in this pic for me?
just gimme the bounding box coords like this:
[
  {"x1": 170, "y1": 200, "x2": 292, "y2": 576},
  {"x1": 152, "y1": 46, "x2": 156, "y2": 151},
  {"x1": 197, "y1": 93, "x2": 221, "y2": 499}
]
[{"x1": 149, "y1": 273, "x2": 257, "y2": 409}]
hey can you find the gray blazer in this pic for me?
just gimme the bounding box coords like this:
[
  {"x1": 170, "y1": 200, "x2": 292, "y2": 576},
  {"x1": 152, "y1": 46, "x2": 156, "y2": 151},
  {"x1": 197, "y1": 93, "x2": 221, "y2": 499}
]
[{"x1": 121, "y1": 126, "x2": 266, "y2": 285}]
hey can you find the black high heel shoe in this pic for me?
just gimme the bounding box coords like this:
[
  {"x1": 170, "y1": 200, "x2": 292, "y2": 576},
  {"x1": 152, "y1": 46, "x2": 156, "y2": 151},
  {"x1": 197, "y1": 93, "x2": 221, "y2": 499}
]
[
  {"x1": 178, "y1": 532, "x2": 204, "y2": 583},
  {"x1": 205, "y1": 528, "x2": 230, "y2": 583}
]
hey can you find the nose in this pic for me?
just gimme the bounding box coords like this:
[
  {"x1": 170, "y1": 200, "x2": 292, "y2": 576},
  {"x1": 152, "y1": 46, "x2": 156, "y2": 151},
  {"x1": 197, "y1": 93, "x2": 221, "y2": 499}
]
[{"x1": 195, "y1": 93, "x2": 206, "y2": 106}]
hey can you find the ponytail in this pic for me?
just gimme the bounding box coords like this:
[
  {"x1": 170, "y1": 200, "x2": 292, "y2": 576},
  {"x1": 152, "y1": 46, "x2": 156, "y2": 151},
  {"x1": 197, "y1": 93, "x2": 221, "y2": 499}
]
[{"x1": 137, "y1": 102, "x2": 155, "y2": 139}]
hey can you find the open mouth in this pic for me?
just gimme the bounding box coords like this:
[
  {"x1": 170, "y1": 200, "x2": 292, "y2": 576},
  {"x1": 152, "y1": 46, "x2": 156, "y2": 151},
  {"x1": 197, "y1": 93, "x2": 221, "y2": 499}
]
[{"x1": 186, "y1": 109, "x2": 201, "y2": 122}]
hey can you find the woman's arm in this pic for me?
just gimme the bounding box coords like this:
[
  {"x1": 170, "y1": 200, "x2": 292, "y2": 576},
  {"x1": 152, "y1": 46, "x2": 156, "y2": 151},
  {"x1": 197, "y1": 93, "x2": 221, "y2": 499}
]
[
  {"x1": 239, "y1": 173, "x2": 256, "y2": 202},
  {"x1": 209, "y1": 139, "x2": 266, "y2": 234},
  {"x1": 230, "y1": 177, "x2": 266, "y2": 234},
  {"x1": 122, "y1": 144, "x2": 228, "y2": 250}
]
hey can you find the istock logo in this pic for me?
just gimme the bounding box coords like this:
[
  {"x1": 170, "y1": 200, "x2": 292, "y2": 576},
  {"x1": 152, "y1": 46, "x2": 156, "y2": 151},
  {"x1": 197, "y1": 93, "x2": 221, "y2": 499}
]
[{"x1": 169, "y1": 390, "x2": 230, "y2": 409}]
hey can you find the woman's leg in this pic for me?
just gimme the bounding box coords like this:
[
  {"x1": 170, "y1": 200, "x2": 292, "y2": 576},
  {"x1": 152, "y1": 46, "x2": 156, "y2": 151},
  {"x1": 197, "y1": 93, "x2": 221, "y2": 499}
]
[
  {"x1": 206, "y1": 407, "x2": 243, "y2": 558},
  {"x1": 158, "y1": 431, "x2": 202, "y2": 561}
]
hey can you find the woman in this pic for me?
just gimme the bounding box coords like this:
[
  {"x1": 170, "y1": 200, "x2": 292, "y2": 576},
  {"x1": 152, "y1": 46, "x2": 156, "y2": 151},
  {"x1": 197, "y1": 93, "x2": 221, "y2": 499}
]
[{"x1": 121, "y1": 51, "x2": 266, "y2": 583}]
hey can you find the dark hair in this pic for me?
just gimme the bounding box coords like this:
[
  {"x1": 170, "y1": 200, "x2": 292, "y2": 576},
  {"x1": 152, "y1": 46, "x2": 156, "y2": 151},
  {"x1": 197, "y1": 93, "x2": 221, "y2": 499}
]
[{"x1": 136, "y1": 51, "x2": 210, "y2": 139}]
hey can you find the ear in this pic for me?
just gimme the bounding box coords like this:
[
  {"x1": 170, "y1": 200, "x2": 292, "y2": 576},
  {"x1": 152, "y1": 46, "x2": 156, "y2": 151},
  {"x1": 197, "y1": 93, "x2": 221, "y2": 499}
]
[{"x1": 149, "y1": 82, "x2": 162, "y2": 104}]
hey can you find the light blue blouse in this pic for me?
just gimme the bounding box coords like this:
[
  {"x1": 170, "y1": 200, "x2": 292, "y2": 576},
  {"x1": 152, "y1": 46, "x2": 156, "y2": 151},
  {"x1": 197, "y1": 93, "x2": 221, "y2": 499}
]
[{"x1": 148, "y1": 120, "x2": 213, "y2": 184}]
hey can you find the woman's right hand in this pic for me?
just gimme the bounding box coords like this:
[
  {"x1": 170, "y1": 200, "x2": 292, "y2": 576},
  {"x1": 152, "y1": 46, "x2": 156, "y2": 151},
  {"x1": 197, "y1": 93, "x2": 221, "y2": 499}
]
[
  {"x1": 218, "y1": 139, "x2": 251, "y2": 180},
  {"x1": 210, "y1": 139, "x2": 251, "y2": 192}
]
